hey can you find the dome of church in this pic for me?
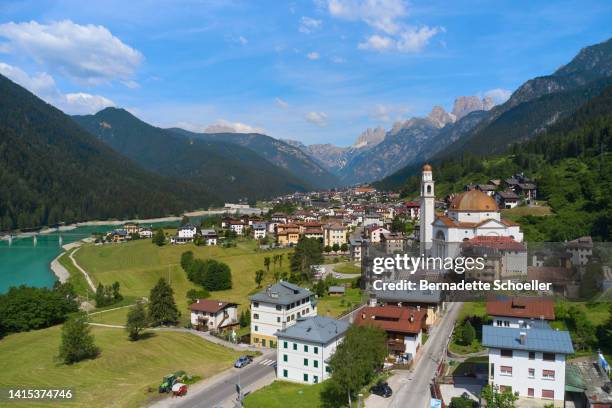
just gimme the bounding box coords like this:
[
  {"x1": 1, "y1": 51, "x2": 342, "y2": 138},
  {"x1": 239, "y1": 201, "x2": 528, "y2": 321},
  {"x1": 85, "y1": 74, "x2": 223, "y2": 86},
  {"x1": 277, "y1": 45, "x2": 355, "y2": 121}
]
[
  {"x1": 423, "y1": 163, "x2": 432, "y2": 171},
  {"x1": 449, "y1": 189, "x2": 498, "y2": 212}
]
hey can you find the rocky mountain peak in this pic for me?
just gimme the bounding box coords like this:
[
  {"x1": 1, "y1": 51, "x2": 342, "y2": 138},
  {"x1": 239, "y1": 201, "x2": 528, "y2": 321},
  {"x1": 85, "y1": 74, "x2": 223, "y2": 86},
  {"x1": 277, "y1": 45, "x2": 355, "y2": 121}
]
[
  {"x1": 452, "y1": 96, "x2": 495, "y2": 120},
  {"x1": 427, "y1": 105, "x2": 456, "y2": 128},
  {"x1": 353, "y1": 126, "x2": 386, "y2": 148}
]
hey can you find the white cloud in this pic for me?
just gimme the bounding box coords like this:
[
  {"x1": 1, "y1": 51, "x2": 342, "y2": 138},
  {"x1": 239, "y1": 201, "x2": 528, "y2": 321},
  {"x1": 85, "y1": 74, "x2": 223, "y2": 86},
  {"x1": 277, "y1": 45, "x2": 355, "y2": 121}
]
[
  {"x1": 198, "y1": 120, "x2": 265, "y2": 134},
  {"x1": 0, "y1": 62, "x2": 114, "y2": 114},
  {"x1": 307, "y1": 51, "x2": 320, "y2": 60},
  {"x1": 299, "y1": 16, "x2": 322, "y2": 34},
  {"x1": 238, "y1": 35, "x2": 248, "y2": 45},
  {"x1": 305, "y1": 111, "x2": 328, "y2": 127},
  {"x1": 358, "y1": 35, "x2": 393, "y2": 51},
  {"x1": 396, "y1": 26, "x2": 441, "y2": 52},
  {"x1": 484, "y1": 88, "x2": 512, "y2": 104},
  {"x1": 327, "y1": 0, "x2": 406, "y2": 34},
  {"x1": 0, "y1": 20, "x2": 143, "y2": 85},
  {"x1": 368, "y1": 103, "x2": 410, "y2": 122},
  {"x1": 275, "y1": 97, "x2": 289, "y2": 108}
]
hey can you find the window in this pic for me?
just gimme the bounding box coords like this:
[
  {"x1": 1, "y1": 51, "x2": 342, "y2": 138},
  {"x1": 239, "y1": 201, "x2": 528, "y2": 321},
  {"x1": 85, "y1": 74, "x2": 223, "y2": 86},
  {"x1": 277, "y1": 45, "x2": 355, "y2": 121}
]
[
  {"x1": 304, "y1": 358, "x2": 308, "y2": 366},
  {"x1": 500, "y1": 366, "x2": 512, "y2": 376},
  {"x1": 314, "y1": 360, "x2": 319, "y2": 368},
  {"x1": 283, "y1": 354, "x2": 288, "y2": 362},
  {"x1": 542, "y1": 370, "x2": 555, "y2": 380},
  {"x1": 253, "y1": 302, "x2": 259, "y2": 308},
  {"x1": 528, "y1": 368, "x2": 535, "y2": 378},
  {"x1": 326, "y1": 366, "x2": 331, "y2": 373},
  {"x1": 503, "y1": 320, "x2": 510, "y2": 327},
  {"x1": 500, "y1": 349, "x2": 513, "y2": 358},
  {"x1": 253, "y1": 313, "x2": 259, "y2": 319},
  {"x1": 283, "y1": 369, "x2": 288, "y2": 378},
  {"x1": 314, "y1": 346, "x2": 319, "y2": 354},
  {"x1": 304, "y1": 345, "x2": 309, "y2": 352},
  {"x1": 499, "y1": 385, "x2": 512, "y2": 393},
  {"x1": 276, "y1": 305, "x2": 282, "y2": 311},
  {"x1": 543, "y1": 352, "x2": 555, "y2": 362},
  {"x1": 283, "y1": 341, "x2": 288, "y2": 349},
  {"x1": 262, "y1": 339, "x2": 266, "y2": 347},
  {"x1": 254, "y1": 325, "x2": 258, "y2": 332},
  {"x1": 528, "y1": 351, "x2": 535, "y2": 360},
  {"x1": 527, "y1": 388, "x2": 534, "y2": 397},
  {"x1": 314, "y1": 375, "x2": 319, "y2": 384},
  {"x1": 293, "y1": 343, "x2": 297, "y2": 351},
  {"x1": 542, "y1": 389, "x2": 554, "y2": 399},
  {"x1": 303, "y1": 373, "x2": 308, "y2": 382},
  {"x1": 490, "y1": 363, "x2": 494, "y2": 379}
]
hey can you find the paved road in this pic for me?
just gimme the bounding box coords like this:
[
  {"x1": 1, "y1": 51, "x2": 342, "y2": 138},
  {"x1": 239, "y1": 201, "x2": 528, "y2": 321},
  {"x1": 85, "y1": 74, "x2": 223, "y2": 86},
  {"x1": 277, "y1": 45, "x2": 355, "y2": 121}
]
[
  {"x1": 366, "y1": 302, "x2": 461, "y2": 408},
  {"x1": 160, "y1": 305, "x2": 366, "y2": 408}
]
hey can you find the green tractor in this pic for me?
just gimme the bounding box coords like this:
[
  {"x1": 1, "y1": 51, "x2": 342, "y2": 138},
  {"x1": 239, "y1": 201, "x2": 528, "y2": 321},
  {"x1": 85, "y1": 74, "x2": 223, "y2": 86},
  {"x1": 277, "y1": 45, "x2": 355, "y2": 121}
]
[{"x1": 158, "y1": 373, "x2": 177, "y2": 393}]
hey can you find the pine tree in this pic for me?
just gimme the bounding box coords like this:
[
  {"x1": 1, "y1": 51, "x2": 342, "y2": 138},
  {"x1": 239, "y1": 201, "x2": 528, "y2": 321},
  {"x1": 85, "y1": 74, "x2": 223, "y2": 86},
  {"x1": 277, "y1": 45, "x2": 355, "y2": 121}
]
[
  {"x1": 126, "y1": 302, "x2": 148, "y2": 341},
  {"x1": 148, "y1": 278, "x2": 179, "y2": 326}
]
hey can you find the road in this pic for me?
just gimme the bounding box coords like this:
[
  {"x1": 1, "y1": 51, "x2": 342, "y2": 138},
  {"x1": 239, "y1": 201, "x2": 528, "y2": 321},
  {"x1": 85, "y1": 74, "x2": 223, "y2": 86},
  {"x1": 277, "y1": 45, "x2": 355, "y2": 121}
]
[
  {"x1": 366, "y1": 302, "x2": 462, "y2": 408},
  {"x1": 159, "y1": 304, "x2": 366, "y2": 408}
]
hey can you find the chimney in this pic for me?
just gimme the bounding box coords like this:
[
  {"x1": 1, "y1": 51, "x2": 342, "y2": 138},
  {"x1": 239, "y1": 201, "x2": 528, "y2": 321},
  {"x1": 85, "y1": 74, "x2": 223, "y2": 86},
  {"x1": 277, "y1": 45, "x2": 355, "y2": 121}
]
[
  {"x1": 519, "y1": 332, "x2": 527, "y2": 345},
  {"x1": 410, "y1": 314, "x2": 415, "y2": 322},
  {"x1": 416, "y1": 305, "x2": 421, "y2": 311},
  {"x1": 196, "y1": 299, "x2": 200, "y2": 303}
]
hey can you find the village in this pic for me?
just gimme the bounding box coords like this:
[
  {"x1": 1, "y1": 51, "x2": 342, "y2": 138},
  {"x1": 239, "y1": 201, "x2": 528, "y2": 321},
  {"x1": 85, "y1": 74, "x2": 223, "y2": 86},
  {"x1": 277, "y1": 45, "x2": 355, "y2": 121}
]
[{"x1": 85, "y1": 165, "x2": 611, "y2": 408}]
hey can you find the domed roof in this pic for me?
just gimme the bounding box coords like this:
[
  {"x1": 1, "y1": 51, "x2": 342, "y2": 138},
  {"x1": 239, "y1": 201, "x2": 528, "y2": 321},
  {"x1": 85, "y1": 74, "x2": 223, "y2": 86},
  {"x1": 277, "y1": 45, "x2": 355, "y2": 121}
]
[
  {"x1": 450, "y1": 189, "x2": 498, "y2": 212},
  {"x1": 423, "y1": 163, "x2": 432, "y2": 171}
]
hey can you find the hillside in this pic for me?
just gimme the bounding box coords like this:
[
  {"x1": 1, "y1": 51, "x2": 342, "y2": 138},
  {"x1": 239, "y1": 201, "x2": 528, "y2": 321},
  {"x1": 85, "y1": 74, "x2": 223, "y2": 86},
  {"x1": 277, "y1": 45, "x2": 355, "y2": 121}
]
[
  {"x1": 386, "y1": 84, "x2": 612, "y2": 241},
  {"x1": 0, "y1": 74, "x2": 217, "y2": 231},
  {"x1": 377, "y1": 37, "x2": 612, "y2": 190},
  {"x1": 73, "y1": 108, "x2": 313, "y2": 201},
  {"x1": 169, "y1": 128, "x2": 339, "y2": 189}
]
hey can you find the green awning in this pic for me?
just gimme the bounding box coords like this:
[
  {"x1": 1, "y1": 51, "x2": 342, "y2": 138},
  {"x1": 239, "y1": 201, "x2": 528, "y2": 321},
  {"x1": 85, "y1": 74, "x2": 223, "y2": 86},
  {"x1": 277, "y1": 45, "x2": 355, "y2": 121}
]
[{"x1": 565, "y1": 364, "x2": 587, "y2": 392}]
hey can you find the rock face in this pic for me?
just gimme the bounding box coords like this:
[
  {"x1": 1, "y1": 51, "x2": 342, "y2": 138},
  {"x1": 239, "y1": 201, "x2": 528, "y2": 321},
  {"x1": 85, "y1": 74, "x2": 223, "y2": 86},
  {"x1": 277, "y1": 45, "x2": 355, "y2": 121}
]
[
  {"x1": 452, "y1": 96, "x2": 494, "y2": 120},
  {"x1": 353, "y1": 127, "x2": 386, "y2": 148},
  {"x1": 427, "y1": 106, "x2": 456, "y2": 128}
]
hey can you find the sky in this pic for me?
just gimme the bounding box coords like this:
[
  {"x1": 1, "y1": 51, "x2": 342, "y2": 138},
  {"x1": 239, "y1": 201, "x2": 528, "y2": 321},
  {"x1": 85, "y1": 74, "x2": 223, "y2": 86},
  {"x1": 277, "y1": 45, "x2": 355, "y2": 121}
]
[{"x1": 0, "y1": 0, "x2": 610, "y2": 146}]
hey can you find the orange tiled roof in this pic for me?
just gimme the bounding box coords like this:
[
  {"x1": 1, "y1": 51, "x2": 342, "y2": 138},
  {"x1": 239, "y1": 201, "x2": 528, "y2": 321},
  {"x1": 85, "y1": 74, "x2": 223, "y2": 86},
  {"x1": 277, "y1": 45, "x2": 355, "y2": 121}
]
[
  {"x1": 486, "y1": 297, "x2": 555, "y2": 320},
  {"x1": 354, "y1": 306, "x2": 426, "y2": 334}
]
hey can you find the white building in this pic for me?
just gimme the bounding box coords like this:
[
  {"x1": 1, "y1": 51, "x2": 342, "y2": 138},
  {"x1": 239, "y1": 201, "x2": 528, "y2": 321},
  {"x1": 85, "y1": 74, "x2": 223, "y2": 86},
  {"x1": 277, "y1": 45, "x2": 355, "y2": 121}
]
[
  {"x1": 172, "y1": 223, "x2": 199, "y2": 244},
  {"x1": 487, "y1": 297, "x2": 555, "y2": 329},
  {"x1": 251, "y1": 222, "x2": 267, "y2": 240},
  {"x1": 276, "y1": 316, "x2": 349, "y2": 384},
  {"x1": 366, "y1": 225, "x2": 390, "y2": 244},
  {"x1": 323, "y1": 223, "x2": 347, "y2": 248},
  {"x1": 418, "y1": 165, "x2": 523, "y2": 260},
  {"x1": 228, "y1": 220, "x2": 245, "y2": 235},
  {"x1": 482, "y1": 324, "x2": 573, "y2": 405},
  {"x1": 565, "y1": 236, "x2": 593, "y2": 266},
  {"x1": 200, "y1": 229, "x2": 218, "y2": 246},
  {"x1": 249, "y1": 281, "x2": 317, "y2": 348},
  {"x1": 139, "y1": 229, "x2": 153, "y2": 239},
  {"x1": 189, "y1": 299, "x2": 238, "y2": 332}
]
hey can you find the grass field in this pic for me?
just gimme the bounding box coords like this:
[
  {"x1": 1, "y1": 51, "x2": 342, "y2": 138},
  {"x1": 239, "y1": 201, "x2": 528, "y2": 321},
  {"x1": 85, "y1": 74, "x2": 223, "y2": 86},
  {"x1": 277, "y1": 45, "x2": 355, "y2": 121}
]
[
  {"x1": 88, "y1": 305, "x2": 133, "y2": 325},
  {"x1": 333, "y1": 262, "x2": 361, "y2": 275},
  {"x1": 0, "y1": 326, "x2": 241, "y2": 408},
  {"x1": 58, "y1": 250, "x2": 94, "y2": 298},
  {"x1": 501, "y1": 204, "x2": 552, "y2": 221},
  {"x1": 317, "y1": 288, "x2": 362, "y2": 317},
  {"x1": 244, "y1": 381, "x2": 326, "y2": 408},
  {"x1": 75, "y1": 239, "x2": 292, "y2": 323}
]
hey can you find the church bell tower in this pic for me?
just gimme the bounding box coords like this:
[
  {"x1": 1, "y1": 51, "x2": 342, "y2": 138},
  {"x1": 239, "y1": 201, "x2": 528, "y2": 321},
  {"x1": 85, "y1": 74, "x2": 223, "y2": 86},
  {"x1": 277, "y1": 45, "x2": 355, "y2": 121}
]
[{"x1": 419, "y1": 164, "x2": 435, "y2": 254}]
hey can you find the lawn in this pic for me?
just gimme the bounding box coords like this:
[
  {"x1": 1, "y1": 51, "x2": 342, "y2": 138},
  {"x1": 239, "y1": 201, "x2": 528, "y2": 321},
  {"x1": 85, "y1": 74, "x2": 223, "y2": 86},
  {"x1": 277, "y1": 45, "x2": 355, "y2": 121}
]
[
  {"x1": 317, "y1": 288, "x2": 362, "y2": 317},
  {"x1": 58, "y1": 250, "x2": 93, "y2": 298},
  {"x1": 75, "y1": 239, "x2": 292, "y2": 323},
  {"x1": 333, "y1": 262, "x2": 361, "y2": 275},
  {"x1": 244, "y1": 381, "x2": 326, "y2": 408},
  {"x1": 88, "y1": 305, "x2": 133, "y2": 326},
  {"x1": 449, "y1": 302, "x2": 487, "y2": 355},
  {"x1": 501, "y1": 204, "x2": 551, "y2": 221},
  {"x1": 0, "y1": 325, "x2": 241, "y2": 408}
]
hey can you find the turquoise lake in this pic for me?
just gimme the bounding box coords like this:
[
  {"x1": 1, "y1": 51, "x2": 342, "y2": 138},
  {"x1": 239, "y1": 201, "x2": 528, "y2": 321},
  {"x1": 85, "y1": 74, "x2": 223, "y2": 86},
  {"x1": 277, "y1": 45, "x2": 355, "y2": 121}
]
[{"x1": 0, "y1": 222, "x2": 179, "y2": 293}]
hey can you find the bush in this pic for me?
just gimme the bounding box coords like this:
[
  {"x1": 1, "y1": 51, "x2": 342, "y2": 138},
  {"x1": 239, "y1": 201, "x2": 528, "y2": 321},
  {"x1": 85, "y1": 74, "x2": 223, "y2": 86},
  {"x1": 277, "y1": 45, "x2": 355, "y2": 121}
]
[
  {"x1": 187, "y1": 259, "x2": 232, "y2": 291},
  {"x1": 460, "y1": 320, "x2": 476, "y2": 345}
]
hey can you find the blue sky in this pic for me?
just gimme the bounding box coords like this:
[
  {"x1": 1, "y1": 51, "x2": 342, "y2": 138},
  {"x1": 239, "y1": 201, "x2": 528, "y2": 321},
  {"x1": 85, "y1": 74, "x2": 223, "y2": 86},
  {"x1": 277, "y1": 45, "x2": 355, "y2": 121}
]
[{"x1": 0, "y1": 0, "x2": 610, "y2": 146}]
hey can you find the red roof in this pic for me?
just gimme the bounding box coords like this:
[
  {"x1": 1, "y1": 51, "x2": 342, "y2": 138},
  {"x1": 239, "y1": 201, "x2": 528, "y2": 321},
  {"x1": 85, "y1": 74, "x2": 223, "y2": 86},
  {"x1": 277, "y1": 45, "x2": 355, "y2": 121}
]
[
  {"x1": 189, "y1": 299, "x2": 237, "y2": 314},
  {"x1": 405, "y1": 201, "x2": 420, "y2": 208},
  {"x1": 486, "y1": 297, "x2": 555, "y2": 320},
  {"x1": 462, "y1": 236, "x2": 525, "y2": 251},
  {"x1": 354, "y1": 306, "x2": 426, "y2": 335}
]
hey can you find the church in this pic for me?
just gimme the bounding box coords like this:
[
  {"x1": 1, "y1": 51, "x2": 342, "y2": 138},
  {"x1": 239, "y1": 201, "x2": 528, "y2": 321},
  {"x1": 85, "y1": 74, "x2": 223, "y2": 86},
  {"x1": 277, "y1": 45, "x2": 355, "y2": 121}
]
[{"x1": 419, "y1": 164, "x2": 523, "y2": 259}]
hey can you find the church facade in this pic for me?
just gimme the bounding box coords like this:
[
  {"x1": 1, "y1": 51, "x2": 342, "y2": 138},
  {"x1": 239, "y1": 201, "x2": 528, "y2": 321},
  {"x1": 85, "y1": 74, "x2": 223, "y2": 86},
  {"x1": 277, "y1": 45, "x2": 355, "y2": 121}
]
[{"x1": 419, "y1": 165, "x2": 523, "y2": 259}]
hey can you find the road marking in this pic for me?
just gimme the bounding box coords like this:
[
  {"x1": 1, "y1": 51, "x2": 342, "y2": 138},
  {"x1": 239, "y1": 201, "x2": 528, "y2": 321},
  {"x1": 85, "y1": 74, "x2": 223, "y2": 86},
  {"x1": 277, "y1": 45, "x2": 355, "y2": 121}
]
[{"x1": 259, "y1": 359, "x2": 275, "y2": 366}]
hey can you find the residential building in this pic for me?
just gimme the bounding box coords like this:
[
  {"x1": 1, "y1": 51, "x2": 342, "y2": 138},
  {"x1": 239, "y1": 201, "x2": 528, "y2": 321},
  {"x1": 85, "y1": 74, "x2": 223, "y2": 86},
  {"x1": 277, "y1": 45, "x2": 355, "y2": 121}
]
[
  {"x1": 565, "y1": 236, "x2": 593, "y2": 266},
  {"x1": 373, "y1": 290, "x2": 443, "y2": 326},
  {"x1": 323, "y1": 223, "x2": 347, "y2": 248},
  {"x1": 366, "y1": 225, "x2": 390, "y2": 244},
  {"x1": 139, "y1": 228, "x2": 153, "y2": 239},
  {"x1": 404, "y1": 201, "x2": 420, "y2": 220},
  {"x1": 251, "y1": 222, "x2": 267, "y2": 240},
  {"x1": 123, "y1": 222, "x2": 139, "y2": 234},
  {"x1": 189, "y1": 299, "x2": 238, "y2": 332},
  {"x1": 486, "y1": 297, "x2": 555, "y2": 328},
  {"x1": 461, "y1": 236, "x2": 527, "y2": 282},
  {"x1": 355, "y1": 306, "x2": 426, "y2": 362},
  {"x1": 482, "y1": 324, "x2": 573, "y2": 404},
  {"x1": 476, "y1": 183, "x2": 497, "y2": 196},
  {"x1": 201, "y1": 229, "x2": 218, "y2": 246},
  {"x1": 276, "y1": 316, "x2": 349, "y2": 384},
  {"x1": 249, "y1": 281, "x2": 317, "y2": 348},
  {"x1": 381, "y1": 232, "x2": 406, "y2": 254},
  {"x1": 228, "y1": 220, "x2": 246, "y2": 236},
  {"x1": 276, "y1": 223, "x2": 300, "y2": 246},
  {"x1": 173, "y1": 223, "x2": 199, "y2": 244},
  {"x1": 350, "y1": 237, "x2": 365, "y2": 262},
  {"x1": 495, "y1": 190, "x2": 520, "y2": 209}
]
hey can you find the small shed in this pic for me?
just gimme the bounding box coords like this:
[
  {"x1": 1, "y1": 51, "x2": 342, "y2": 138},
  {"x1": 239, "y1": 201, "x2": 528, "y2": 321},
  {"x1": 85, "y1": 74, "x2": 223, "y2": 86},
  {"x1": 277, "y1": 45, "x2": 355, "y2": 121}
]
[{"x1": 328, "y1": 286, "x2": 346, "y2": 296}]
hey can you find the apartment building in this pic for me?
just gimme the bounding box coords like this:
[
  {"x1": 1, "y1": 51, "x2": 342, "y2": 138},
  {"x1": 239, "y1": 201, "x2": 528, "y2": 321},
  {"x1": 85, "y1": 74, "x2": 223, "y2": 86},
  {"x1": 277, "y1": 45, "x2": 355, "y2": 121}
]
[
  {"x1": 249, "y1": 281, "x2": 317, "y2": 348},
  {"x1": 483, "y1": 324, "x2": 573, "y2": 404},
  {"x1": 487, "y1": 297, "x2": 555, "y2": 328},
  {"x1": 276, "y1": 316, "x2": 349, "y2": 384},
  {"x1": 323, "y1": 223, "x2": 347, "y2": 248}
]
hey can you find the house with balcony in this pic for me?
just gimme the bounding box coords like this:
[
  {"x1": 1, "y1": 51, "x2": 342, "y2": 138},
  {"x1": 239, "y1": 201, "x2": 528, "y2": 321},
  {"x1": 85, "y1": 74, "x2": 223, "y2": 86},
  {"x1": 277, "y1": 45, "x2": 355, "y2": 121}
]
[
  {"x1": 482, "y1": 324, "x2": 573, "y2": 405},
  {"x1": 189, "y1": 299, "x2": 238, "y2": 332},
  {"x1": 354, "y1": 305, "x2": 426, "y2": 363},
  {"x1": 276, "y1": 316, "x2": 349, "y2": 384},
  {"x1": 249, "y1": 281, "x2": 317, "y2": 348},
  {"x1": 486, "y1": 297, "x2": 555, "y2": 328}
]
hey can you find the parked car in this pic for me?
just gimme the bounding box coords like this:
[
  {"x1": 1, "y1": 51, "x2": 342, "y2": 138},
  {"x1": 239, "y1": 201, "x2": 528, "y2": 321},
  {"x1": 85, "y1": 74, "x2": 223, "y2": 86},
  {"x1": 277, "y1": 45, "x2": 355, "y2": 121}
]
[
  {"x1": 234, "y1": 355, "x2": 253, "y2": 368},
  {"x1": 370, "y1": 381, "x2": 392, "y2": 398}
]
